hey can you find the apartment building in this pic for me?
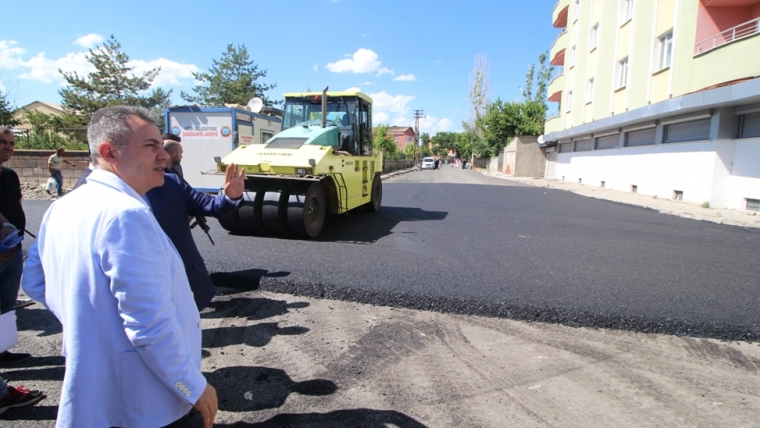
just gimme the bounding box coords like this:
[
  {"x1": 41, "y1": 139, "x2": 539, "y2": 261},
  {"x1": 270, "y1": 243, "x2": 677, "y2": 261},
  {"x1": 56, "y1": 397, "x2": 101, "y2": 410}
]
[{"x1": 543, "y1": 0, "x2": 760, "y2": 210}]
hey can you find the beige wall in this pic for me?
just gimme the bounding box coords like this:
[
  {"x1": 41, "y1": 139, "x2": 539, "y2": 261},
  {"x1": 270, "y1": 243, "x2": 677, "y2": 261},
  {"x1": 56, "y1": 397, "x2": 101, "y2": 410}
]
[{"x1": 5, "y1": 150, "x2": 89, "y2": 189}]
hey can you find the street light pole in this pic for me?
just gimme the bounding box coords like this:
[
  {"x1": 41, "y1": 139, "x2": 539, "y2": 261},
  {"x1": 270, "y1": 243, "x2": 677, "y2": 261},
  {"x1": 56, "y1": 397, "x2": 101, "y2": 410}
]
[{"x1": 414, "y1": 109, "x2": 425, "y2": 164}]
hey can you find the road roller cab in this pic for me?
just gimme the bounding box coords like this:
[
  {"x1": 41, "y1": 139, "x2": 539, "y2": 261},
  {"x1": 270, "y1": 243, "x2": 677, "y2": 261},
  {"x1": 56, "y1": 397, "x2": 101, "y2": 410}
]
[{"x1": 216, "y1": 88, "x2": 383, "y2": 238}]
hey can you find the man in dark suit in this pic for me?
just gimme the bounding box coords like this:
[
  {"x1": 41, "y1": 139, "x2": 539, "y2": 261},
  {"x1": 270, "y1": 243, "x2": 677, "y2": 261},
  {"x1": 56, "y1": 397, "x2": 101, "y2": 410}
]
[
  {"x1": 147, "y1": 165, "x2": 244, "y2": 310},
  {"x1": 74, "y1": 160, "x2": 245, "y2": 311}
]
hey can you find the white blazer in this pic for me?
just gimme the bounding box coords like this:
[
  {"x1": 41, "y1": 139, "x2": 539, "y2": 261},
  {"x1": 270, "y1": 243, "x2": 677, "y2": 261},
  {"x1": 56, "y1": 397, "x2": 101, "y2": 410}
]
[{"x1": 22, "y1": 169, "x2": 206, "y2": 428}]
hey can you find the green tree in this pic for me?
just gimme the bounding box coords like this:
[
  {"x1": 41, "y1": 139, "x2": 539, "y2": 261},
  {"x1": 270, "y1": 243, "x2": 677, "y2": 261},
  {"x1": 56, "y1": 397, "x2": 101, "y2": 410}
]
[
  {"x1": 181, "y1": 44, "x2": 278, "y2": 107},
  {"x1": 14, "y1": 109, "x2": 87, "y2": 150},
  {"x1": 58, "y1": 35, "x2": 171, "y2": 126},
  {"x1": 478, "y1": 52, "x2": 553, "y2": 157},
  {"x1": 0, "y1": 89, "x2": 19, "y2": 127},
  {"x1": 372, "y1": 124, "x2": 397, "y2": 155}
]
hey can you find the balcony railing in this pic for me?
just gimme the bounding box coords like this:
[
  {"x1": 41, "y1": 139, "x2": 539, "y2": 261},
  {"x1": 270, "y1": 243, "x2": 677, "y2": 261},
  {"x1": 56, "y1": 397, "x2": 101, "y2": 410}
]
[{"x1": 695, "y1": 17, "x2": 760, "y2": 54}]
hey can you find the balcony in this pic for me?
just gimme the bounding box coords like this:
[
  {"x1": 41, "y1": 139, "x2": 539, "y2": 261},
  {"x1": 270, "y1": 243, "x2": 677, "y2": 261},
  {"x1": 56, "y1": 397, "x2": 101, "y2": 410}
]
[
  {"x1": 547, "y1": 73, "x2": 565, "y2": 102},
  {"x1": 695, "y1": 16, "x2": 760, "y2": 54},
  {"x1": 550, "y1": 30, "x2": 568, "y2": 66},
  {"x1": 552, "y1": 0, "x2": 570, "y2": 28},
  {"x1": 544, "y1": 114, "x2": 563, "y2": 134}
]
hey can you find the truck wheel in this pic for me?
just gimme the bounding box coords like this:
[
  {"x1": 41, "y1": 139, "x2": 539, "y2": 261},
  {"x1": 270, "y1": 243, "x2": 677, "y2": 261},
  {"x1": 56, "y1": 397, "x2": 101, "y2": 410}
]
[
  {"x1": 238, "y1": 185, "x2": 266, "y2": 235},
  {"x1": 262, "y1": 182, "x2": 291, "y2": 236},
  {"x1": 365, "y1": 174, "x2": 382, "y2": 212},
  {"x1": 287, "y1": 182, "x2": 326, "y2": 238},
  {"x1": 218, "y1": 209, "x2": 243, "y2": 234}
]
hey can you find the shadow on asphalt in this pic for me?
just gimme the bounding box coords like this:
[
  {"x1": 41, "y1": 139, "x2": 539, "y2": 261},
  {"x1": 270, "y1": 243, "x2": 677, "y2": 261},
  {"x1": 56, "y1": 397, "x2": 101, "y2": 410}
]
[
  {"x1": 0, "y1": 404, "x2": 58, "y2": 422},
  {"x1": 16, "y1": 306, "x2": 62, "y2": 337},
  {"x1": 203, "y1": 323, "x2": 309, "y2": 348},
  {"x1": 216, "y1": 409, "x2": 427, "y2": 427},
  {"x1": 221, "y1": 206, "x2": 448, "y2": 244},
  {"x1": 315, "y1": 206, "x2": 448, "y2": 244},
  {"x1": 202, "y1": 297, "x2": 309, "y2": 321},
  {"x1": 204, "y1": 366, "x2": 336, "y2": 412}
]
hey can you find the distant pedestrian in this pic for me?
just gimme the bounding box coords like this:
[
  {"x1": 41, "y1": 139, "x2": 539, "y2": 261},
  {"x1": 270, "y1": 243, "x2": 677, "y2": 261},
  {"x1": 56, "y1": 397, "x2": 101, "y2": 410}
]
[
  {"x1": 434, "y1": 159, "x2": 439, "y2": 170},
  {"x1": 48, "y1": 148, "x2": 75, "y2": 196}
]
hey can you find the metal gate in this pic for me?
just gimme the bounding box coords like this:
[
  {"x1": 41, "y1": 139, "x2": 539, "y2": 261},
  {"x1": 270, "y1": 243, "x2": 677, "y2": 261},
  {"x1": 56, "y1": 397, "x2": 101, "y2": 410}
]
[{"x1": 546, "y1": 151, "x2": 557, "y2": 179}]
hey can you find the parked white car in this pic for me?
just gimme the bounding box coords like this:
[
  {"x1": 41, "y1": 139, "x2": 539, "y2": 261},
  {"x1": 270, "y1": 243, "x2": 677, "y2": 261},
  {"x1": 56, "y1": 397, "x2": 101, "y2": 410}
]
[{"x1": 421, "y1": 157, "x2": 435, "y2": 169}]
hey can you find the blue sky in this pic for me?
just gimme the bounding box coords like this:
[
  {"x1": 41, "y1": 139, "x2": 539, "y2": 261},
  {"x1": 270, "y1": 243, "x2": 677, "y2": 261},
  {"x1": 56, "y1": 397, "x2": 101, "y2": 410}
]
[{"x1": 1, "y1": 0, "x2": 560, "y2": 135}]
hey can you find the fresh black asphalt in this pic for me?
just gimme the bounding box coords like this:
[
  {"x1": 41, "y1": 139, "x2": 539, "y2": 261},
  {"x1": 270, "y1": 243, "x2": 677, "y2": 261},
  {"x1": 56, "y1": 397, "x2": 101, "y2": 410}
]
[{"x1": 22, "y1": 169, "x2": 760, "y2": 341}]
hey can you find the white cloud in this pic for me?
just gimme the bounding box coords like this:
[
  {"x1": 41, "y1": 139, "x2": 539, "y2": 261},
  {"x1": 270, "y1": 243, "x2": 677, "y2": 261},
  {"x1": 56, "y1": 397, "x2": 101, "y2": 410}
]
[
  {"x1": 20, "y1": 51, "x2": 92, "y2": 83},
  {"x1": 393, "y1": 74, "x2": 416, "y2": 82},
  {"x1": 360, "y1": 81, "x2": 374, "y2": 85},
  {"x1": 2, "y1": 39, "x2": 198, "y2": 89},
  {"x1": 313, "y1": 64, "x2": 318, "y2": 71},
  {"x1": 344, "y1": 86, "x2": 361, "y2": 92},
  {"x1": 0, "y1": 80, "x2": 5, "y2": 93},
  {"x1": 130, "y1": 58, "x2": 199, "y2": 86},
  {"x1": 0, "y1": 40, "x2": 26, "y2": 70},
  {"x1": 74, "y1": 34, "x2": 104, "y2": 49},
  {"x1": 373, "y1": 111, "x2": 389, "y2": 123},
  {"x1": 326, "y1": 49, "x2": 393, "y2": 75},
  {"x1": 419, "y1": 115, "x2": 454, "y2": 133},
  {"x1": 368, "y1": 90, "x2": 414, "y2": 115}
]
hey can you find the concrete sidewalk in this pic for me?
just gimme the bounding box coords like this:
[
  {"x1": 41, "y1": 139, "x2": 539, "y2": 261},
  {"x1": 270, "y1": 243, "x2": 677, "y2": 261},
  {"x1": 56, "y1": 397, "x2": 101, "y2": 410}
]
[{"x1": 480, "y1": 170, "x2": 760, "y2": 229}]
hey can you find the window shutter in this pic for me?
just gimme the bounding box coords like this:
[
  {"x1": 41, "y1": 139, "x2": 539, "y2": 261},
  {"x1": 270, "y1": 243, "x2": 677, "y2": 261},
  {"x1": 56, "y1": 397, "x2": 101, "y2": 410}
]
[
  {"x1": 595, "y1": 134, "x2": 620, "y2": 149},
  {"x1": 625, "y1": 127, "x2": 656, "y2": 146},
  {"x1": 740, "y1": 112, "x2": 760, "y2": 138},
  {"x1": 559, "y1": 143, "x2": 573, "y2": 153},
  {"x1": 574, "y1": 139, "x2": 594, "y2": 152},
  {"x1": 664, "y1": 118, "x2": 711, "y2": 143}
]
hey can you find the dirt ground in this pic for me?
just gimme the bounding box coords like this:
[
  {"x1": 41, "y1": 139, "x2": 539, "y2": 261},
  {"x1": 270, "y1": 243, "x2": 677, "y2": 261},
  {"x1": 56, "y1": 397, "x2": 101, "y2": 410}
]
[{"x1": 5, "y1": 287, "x2": 760, "y2": 427}]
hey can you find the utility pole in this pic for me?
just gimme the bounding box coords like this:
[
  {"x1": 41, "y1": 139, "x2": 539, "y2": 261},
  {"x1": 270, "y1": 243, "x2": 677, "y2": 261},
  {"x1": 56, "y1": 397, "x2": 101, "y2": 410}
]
[{"x1": 414, "y1": 109, "x2": 425, "y2": 164}]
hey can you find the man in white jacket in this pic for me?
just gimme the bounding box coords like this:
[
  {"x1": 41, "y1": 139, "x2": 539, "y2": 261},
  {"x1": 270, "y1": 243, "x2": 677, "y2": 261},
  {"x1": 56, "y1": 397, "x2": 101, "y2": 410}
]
[{"x1": 22, "y1": 106, "x2": 217, "y2": 428}]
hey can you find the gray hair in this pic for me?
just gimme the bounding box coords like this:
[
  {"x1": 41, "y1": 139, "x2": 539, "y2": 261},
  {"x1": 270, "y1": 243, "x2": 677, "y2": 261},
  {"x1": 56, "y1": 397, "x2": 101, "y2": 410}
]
[
  {"x1": 87, "y1": 106, "x2": 158, "y2": 162},
  {"x1": 0, "y1": 127, "x2": 13, "y2": 136}
]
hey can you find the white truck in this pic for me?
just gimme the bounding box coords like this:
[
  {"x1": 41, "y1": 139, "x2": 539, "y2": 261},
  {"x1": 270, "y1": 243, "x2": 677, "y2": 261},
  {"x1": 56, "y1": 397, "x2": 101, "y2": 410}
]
[{"x1": 164, "y1": 105, "x2": 282, "y2": 191}]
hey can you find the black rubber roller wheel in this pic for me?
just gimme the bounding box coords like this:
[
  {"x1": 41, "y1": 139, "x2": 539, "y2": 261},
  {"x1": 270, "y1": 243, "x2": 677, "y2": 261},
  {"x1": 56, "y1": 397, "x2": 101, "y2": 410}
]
[
  {"x1": 217, "y1": 209, "x2": 244, "y2": 234},
  {"x1": 238, "y1": 184, "x2": 267, "y2": 235},
  {"x1": 364, "y1": 174, "x2": 382, "y2": 212},
  {"x1": 261, "y1": 182, "x2": 292, "y2": 236},
  {"x1": 287, "y1": 182, "x2": 326, "y2": 238}
]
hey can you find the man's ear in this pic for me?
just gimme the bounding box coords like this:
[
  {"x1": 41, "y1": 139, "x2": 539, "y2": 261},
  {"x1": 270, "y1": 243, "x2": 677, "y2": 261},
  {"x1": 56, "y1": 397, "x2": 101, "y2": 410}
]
[{"x1": 97, "y1": 142, "x2": 117, "y2": 164}]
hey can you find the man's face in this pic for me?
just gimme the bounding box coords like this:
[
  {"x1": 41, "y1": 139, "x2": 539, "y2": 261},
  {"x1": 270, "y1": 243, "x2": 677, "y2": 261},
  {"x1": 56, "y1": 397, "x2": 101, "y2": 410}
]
[
  {"x1": 111, "y1": 117, "x2": 168, "y2": 195},
  {"x1": 165, "y1": 141, "x2": 183, "y2": 166},
  {"x1": 57, "y1": 149, "x2": 65, "y2": 156},
  {"x1": 0, "y1": 133, "x2": 15, "y2": 164}
]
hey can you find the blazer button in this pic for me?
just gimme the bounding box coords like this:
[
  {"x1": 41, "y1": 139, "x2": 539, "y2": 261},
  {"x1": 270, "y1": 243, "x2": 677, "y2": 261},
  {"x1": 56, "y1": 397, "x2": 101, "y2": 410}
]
[
  {"x1": 185, "y1": 391, "x2": 191, "y2": 397},
  {"x1": 175, "y1": 382, "x2": 182, "y2": 388}
]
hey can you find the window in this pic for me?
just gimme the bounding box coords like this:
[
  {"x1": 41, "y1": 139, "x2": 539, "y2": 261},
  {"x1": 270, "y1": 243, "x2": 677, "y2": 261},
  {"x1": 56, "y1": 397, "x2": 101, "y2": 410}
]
[
  {"x1": 566, "y1": 90, "x2": 573, "y2": 112},
  {"x1": 658, "y1": 31, "x2": 673, "y2": 70},
  {"x1": 664, "y1": 118, "x2": 711, "y2": 143},
  {"x1": 585, "y1": 78, "x2": 595, "y2": 103},
  {"x1": 739, "y1": 112, "x2": 760, "y2": 139},
  {"x1": 616, "y1": 57, "x2": 629, "y2": 89},
  {"x1": 559, "y1": 142, "x2": 573, "y2": 153},
  {"x1": 625, "y1": 127, "x2": 656, "y2": 146},
  {"x1": 590, "y1": 23, "x2": 599, "y2": 50},
  {"x1": 574, "y1": 139, "x2": 594, "y2": 152},
  {"x1": 573, "y1": 0, "x2": 580, "y2": 22},
  {"x1": 569, "y1": 45, "x2": 576, "y2": 68},
  {"x1": 261, "y1": 130, "x2": 274, "y2": 143},
  {"x1": 595, "y1": 134, "x2": 620, "y2": 149},
  {"x1": 620, "y1": 0, "x2": 633, "y2": 24}
]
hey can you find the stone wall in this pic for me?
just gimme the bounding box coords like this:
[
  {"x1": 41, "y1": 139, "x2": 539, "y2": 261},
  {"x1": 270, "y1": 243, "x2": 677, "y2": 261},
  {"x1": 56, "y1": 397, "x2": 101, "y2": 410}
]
[{"x1": 6, "y1": 150, "x2": 89, "y2": 190}]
